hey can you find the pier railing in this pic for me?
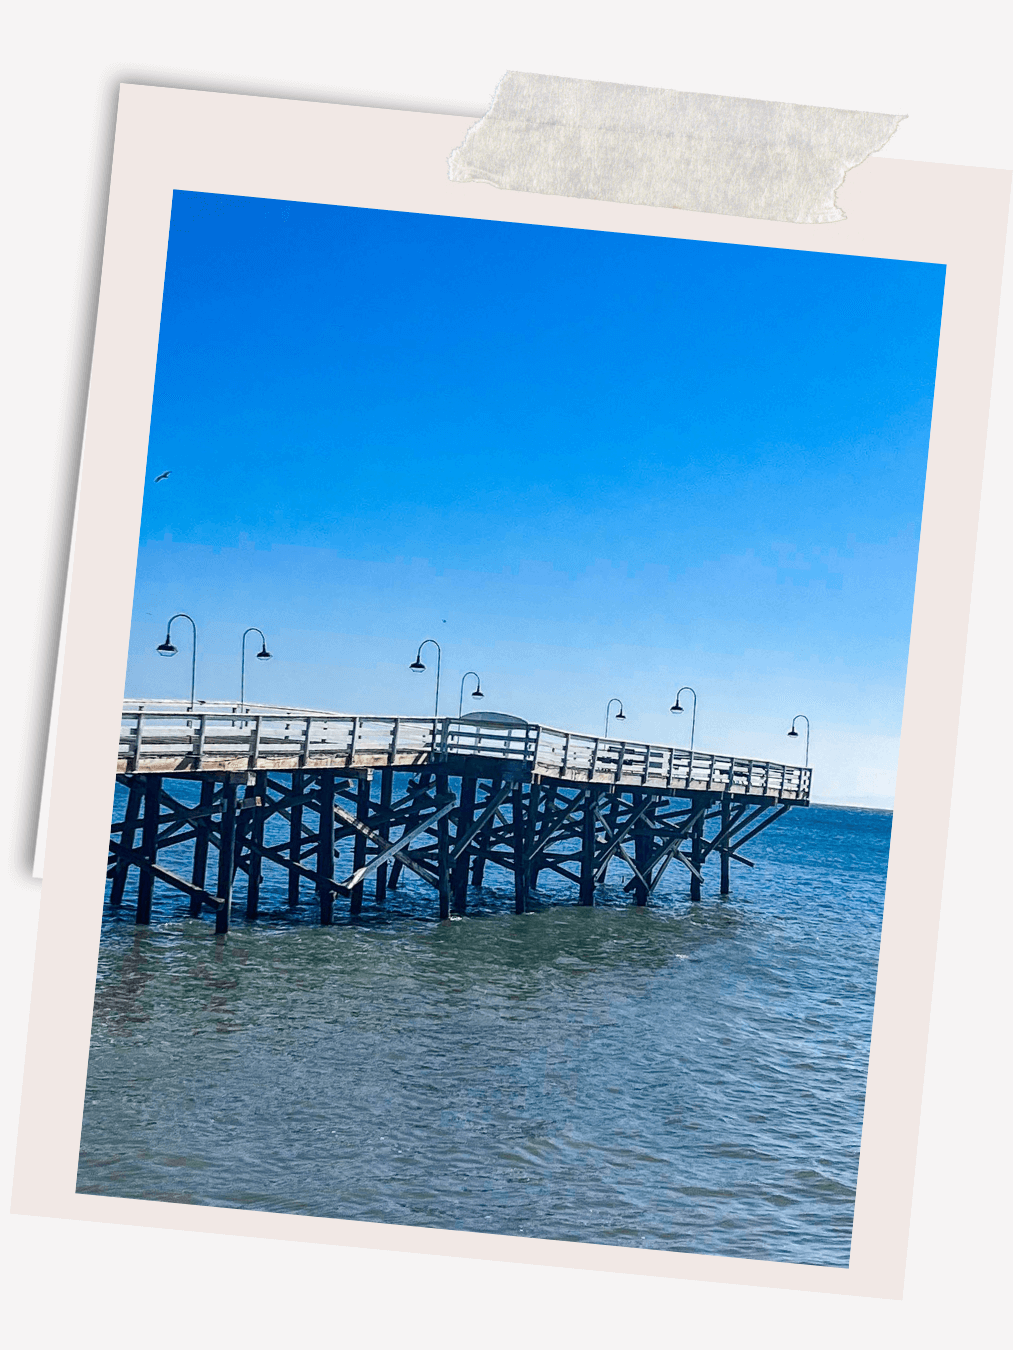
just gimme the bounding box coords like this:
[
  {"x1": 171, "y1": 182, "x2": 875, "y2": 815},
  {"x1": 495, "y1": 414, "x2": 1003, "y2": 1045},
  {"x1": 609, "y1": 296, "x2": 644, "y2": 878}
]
[{"x1": 118, "y1": 700, "x2": 811, "y2": 802}]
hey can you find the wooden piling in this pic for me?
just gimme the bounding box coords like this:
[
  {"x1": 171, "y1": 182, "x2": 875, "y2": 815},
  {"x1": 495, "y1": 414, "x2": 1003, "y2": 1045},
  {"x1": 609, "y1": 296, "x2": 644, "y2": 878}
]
[
  {"x1": 317, "y1": 771, "x2": 335, "y2": 925},
  {"x1": 633, "y1": 790, "x2": 650, "y2": 905},
  {"x1": 435, "y1": 770, "x2": 452, "y2": 920},
  {"x1": 215, "y1": 780, "x2": 238, "y2": 934},
  {"x1": 189, "y1": 778, "x2": 215, "y2": 917},
  {"x1": 134, "y1": 775, "x2": 162, "y2": 925},
  {"x1": 512, "y1": 784, "x2": 527, "y2": 913},
  {"x1": 720, "y1": 795, "x2": 731, "y2": 896},
  {"x1": 471, "y1": 780, "x2": 495, "y2": 887},
  {"x1": 690, "y1": 805, "x2": 704, "y2": 902},
  {"x1": 350, "y1": 773, "x2": 370, "y2": 916},
  {"x1": 245, "y1": 770, "x2": 267, "y2": 922},
  {"x1": 579, "y1": 787, "x2": 596, "y2": 905},
  {"x1": 110, "y1": 778, "x2": 142, "y2": 908},
  {"x1": 452, "y1": 775, "x2": 477, "y2": 912},
  {"x1": 374, "y1": 768, "x2": 393, "y2": 904},
  {"x1": 288, "y1": 770, "x2": 303, "y2": 909}
]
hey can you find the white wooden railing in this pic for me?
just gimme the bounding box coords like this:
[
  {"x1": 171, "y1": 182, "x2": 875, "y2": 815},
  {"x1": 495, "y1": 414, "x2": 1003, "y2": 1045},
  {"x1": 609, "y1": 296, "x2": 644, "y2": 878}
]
[{"x1": 118, "y1": 699, "x2": 812, "y2": 802}]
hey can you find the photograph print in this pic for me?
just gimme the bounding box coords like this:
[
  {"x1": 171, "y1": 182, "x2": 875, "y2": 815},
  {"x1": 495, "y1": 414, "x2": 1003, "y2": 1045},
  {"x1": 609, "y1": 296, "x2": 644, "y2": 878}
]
[{"x1": 77, "y1": 189, "x2": 946, "y2": 1269}]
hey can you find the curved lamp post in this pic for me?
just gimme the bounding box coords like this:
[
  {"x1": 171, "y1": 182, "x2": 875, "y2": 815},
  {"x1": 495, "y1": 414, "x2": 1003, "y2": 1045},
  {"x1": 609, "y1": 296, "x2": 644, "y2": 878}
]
[
  {"x1": 156, "y1": 613, "x2": 197, "y2": 710},
  {"x1": 604, "y1": 698, "x2": 627, "y2": 739},
  {"x1": 410, "y1": 639, "x2": 442, "y2": 720},
  {"x1": 670, "y1": 686, "x2": 698, "y2": 762},
  {"x1": 458, "y1": 670, "x2": 484, "y2": 717},
  {"x1": 788, "y1": 714, "x2": 810, "y2": 768},
  {"x1": 240, "y1": 627, "x2": 273, "y2": 713}
]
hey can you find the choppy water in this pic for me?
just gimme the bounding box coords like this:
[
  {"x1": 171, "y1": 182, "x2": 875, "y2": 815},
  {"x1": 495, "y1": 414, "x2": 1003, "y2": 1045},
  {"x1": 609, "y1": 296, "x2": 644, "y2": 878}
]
[{"x1": 78, "y1": 796, "x2": 888, "y2": 1266}]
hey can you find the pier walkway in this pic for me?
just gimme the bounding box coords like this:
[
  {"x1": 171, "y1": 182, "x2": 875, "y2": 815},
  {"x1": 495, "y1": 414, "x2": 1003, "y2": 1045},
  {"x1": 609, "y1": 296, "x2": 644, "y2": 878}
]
[{"x1": 108, "y1": 700, "x2": 811, "y2": 932}]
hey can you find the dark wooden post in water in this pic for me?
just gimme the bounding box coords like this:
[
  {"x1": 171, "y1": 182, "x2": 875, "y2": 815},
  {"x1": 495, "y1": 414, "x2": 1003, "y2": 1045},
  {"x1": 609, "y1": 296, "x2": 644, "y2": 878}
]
[
  {"x1": 471, "y1": 779, "x2": 496, "y2": 887},
  {"x1": 189, "y1": 778, "x2": 215, "y2": 917},
  {"x1": 288, "y1": 770, "x2": 303, "y2": 909},
  {"x1": 452, "y1": 775, "x2": 477, "y2": 912},
  {"x1": 633, "y1": 790, "x2": 650, "y2": 906},
  {"x1": 579, "y1": 787, "x2": 596, "y2": 905},
  {"x1": 374, "y1": 768, "x2": 393, "y2": 904},
  {"x1": 245, "y1": 770, "x2": 267, "y2": 922},
  {"x1": 390, "y1": 771, "x2": 429, "y2": 890},
  {"x1": 215, "y1": 780, "x2": 238, "y2": 935},
  {"x1": 350, "y1": 773, "x2": 370, "y2": 916},
  {"x1": 317, "y1": 771, "x2": 335, "y2": 925},
  {"x1": 720, "y1": 795, "x2": 731, "y2": 896},
  {"x1": 110, "y1": 779, "x2": 143, "y2": 908},
  {"x1": 435, "y1": 770, "x2": 452, "y2": 920},
  {"x1": 690, "y1": 804, "x2": 704, "y2": 902},
  {"x1": 135, "y1": 774, "x2": 162, "y2": 925},
  {"x1": 512, "y1": 784, "x2": 527, "y2": 914}
]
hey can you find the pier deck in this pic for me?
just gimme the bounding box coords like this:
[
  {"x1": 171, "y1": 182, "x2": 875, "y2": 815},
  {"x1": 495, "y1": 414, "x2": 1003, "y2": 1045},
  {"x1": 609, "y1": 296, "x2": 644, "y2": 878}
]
[{"x1": 108, "y1": 701, "x2": 811, "y2": 932}]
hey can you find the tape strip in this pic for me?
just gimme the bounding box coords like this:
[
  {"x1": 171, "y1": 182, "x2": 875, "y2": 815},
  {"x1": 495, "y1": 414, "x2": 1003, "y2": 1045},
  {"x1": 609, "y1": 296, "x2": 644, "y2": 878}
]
[{"x1": 448, "y1": 72, "x2": 905, "y2": 224}]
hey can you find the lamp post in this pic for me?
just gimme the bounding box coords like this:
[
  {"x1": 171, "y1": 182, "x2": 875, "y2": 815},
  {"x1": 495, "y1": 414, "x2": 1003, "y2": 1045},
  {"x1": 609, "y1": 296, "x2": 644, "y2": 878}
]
[
  {"x1": 604, "y1": 698, "x2": 626, "y2": 739},
  {"x1": 409, "y1": 639, "x2": 442, "y2": 720},
  {"x1": 156, "y1": 613, "x2": 197, "y2": 710},
  {"x1": 458, "y1": 671, "x2": 484, "y2": 717},
  {"x1": 788, "y1": 714, "x2": 810, "y2": 768},
  {"x1": 670, "y1": 686, "x2": 698, "y2": 761},
  {"x1": 240, "y1": 627, "x2": 273, "y2": 713}
]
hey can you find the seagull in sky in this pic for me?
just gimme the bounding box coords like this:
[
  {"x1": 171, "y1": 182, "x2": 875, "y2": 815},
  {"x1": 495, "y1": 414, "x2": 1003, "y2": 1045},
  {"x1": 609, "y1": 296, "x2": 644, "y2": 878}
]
[{"x1": 154, "y1": 470, "x2": 171, "y2": 482}]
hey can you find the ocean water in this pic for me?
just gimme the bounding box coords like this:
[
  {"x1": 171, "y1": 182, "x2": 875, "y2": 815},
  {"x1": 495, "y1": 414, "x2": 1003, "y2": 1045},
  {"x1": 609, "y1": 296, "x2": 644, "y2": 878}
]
[{"x1": 77, "y1": 792, "x2": 889, "y2": 1267}]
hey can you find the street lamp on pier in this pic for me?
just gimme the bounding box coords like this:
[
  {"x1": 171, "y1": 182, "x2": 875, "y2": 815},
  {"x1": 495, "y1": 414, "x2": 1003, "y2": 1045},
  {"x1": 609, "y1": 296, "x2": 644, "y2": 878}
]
[
  {"x1": 604, "y1": 698, "x2": 627, "y2": 739},
  {"x1": 458, "y1": 671, "x2": 484, "y2": 717},
  {"x1": 788, "y1": 714, "x2": 810, "y2": 768},
  {"x1": 410, "y1": 639, "x2": 442, "y2": 720},
  {"x1": 670, "y1": 686, "x2": 698, "y2": 765},
  {"x1": 156, "y1": 613, "x2": 197, "y2": 710},
  {"x1": 240, "y1": 627, "x2": 273, "y2": 713}
]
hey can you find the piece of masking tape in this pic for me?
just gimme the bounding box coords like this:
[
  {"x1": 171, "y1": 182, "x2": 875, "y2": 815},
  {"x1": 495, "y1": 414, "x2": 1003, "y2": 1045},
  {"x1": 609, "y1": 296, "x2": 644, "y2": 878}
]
[{"x1": 448, "y1": 72, "x2": 905, "y2": 224}]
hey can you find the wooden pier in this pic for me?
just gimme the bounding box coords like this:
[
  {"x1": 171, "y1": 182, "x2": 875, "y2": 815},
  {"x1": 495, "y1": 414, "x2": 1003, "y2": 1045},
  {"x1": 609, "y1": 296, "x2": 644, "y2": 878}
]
[{"x1": 107, "y1": 701, "x2": 812, "y2": 932}]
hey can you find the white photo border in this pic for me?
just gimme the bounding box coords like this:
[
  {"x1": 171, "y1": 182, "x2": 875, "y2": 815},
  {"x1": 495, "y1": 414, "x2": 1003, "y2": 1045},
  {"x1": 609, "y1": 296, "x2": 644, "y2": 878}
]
[{"x1": 13, "y1": 83, "x2": 1011, "y2": 1299}]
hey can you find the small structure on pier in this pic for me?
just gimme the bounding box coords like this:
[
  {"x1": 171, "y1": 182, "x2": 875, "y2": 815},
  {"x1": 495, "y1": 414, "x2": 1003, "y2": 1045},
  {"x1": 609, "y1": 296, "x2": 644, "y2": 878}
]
[{"x1": 107, "y1": 701, "x2": 812, "y2": 933}]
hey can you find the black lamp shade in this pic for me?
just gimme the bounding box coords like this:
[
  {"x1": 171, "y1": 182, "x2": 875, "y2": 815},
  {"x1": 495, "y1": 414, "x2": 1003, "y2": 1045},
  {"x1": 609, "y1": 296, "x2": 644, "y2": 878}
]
[
  {"x1": 787, "y1": 728, "x2": 799, "y2": 737},
  {"x1": 257, "y1": 646, "x2": 272, "y2": 660},
  {"x1": 410, "y1": 660, "x2": 425, "y2": 671},
  {"x1": 472, "y1": 689, "x2": 484, "y2": 699},
  {"x1": 670, "y1": 701, "x2": 682, "y2": 713},
  {"x1": 156, "y1": 640, "x2": 177, "y2": 656}
]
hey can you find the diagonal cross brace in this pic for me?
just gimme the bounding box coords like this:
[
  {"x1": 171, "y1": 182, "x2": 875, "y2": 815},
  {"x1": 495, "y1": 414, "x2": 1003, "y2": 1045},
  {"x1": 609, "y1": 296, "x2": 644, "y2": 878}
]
[{"x1": 333, "y1": 795, "x2": 456, "y2": 893}]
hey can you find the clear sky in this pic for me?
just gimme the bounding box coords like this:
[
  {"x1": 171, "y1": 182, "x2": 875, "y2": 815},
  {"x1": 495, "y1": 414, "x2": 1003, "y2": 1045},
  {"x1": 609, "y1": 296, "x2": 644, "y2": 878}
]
[{"x1": 126, "y1": 190, "x2": 946, "y2": 807}]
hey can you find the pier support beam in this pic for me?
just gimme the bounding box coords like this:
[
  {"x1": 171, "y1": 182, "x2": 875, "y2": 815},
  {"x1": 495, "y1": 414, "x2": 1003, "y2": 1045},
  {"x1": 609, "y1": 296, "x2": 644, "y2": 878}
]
[
  {"x1": 690, "y1": 806, "x2": 704, "y2": 902},
  {"x1": 189, "y1": 779, "x2": 215, "y2": 917},
  {"x1": 135, "y1": 775, "x2": 162, "y2": 925},
  {"x1": 720, "y1": 796, "x2": 731, "y2": 896},
  {"x1": 633, "y1": 791, "x2": 650, "y2": 906},
  {"x1": 471, "y1": 781, "x2": 495, "y2": 887},
  {"x1": 317, "y1": 771, "x2": 335, "y2": 925},
  {"x1": 512, "y1": 784, "x2": 527, "y2": 914},
  {"x1": 452, "y1": 775, "x2": 477, "y2": 912},
  {"x1": 436, "y1": 770, "x2": 452, "y2": 920},
  {"x1": 579, "y1": 787, "x2": 596, "y2": 905},
  {"x1": 215, "y1": 780, "x2": 238, "y2": 934},
  {"x1": 350, "y1": 774, "x2": 370, "y2": 916},
  {"x1": 374, "y1": 769, "x2": 393, "y2": 904},
  {"x1": 110, "y1": 779, "x2": 142, "y2": 909},
  {"x1": 288, "y1": 770, "x2": 303, "y2": 909},
  {"x1": 245, "y1": 772, "x2": 267, "y2": 921}
]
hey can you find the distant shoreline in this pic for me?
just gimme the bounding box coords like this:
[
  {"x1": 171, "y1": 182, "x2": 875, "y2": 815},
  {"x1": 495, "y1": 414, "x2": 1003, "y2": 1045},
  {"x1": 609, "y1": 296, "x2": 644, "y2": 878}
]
[{"x1": 810, "y1": 800, "x2": 893, "y2": 815}]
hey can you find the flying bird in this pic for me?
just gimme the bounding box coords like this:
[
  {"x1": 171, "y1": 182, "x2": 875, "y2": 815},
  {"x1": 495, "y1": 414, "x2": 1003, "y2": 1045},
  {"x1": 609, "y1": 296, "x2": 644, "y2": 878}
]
[{"x1": 154, "y1": 470, "x2": 171, "y2": 482}]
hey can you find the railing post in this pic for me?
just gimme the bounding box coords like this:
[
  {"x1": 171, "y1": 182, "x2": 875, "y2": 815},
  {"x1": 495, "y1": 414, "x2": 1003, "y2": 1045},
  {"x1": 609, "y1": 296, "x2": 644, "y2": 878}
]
[
  {"x1": 249, "y1": 715, "x2": 262, "y2": 770},
  {"x1": 300, "y1": 718, "x2": 313, "y2": 768},
  {"x1": 131, "y1": 713, "x2": 145, "y2": 773}
]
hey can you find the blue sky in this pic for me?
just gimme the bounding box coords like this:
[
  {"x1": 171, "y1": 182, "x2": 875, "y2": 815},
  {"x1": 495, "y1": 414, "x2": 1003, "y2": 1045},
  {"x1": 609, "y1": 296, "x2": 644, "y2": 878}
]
[{"x1": 127, "y1": 191, "x2": 946, "y2": 807}]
